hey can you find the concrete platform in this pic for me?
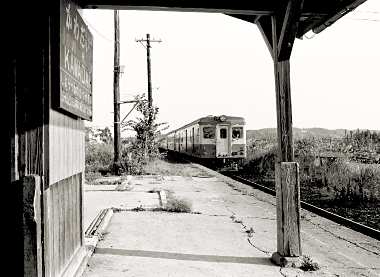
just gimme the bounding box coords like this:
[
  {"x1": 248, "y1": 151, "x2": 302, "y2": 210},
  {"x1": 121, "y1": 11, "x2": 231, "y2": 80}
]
[{"x1": 82, "y1": 164, "x2": 380, "y2": 277}]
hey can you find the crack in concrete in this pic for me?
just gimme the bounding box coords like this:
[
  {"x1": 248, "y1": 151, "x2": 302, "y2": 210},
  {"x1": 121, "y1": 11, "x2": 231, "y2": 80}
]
[
  {"x1": 227, "y1": 207, "x2": 272, "y2": 256},
  {"x1": 279, "y1": 267, "x2": 287, "y2": 277},
  {"x1": 247, "y1": 238, "x2": 271, "y2": 256}
]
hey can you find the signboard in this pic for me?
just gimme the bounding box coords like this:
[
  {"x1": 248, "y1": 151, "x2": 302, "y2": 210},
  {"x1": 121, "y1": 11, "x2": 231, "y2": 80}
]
[{"x1": 54, "y1": 0, "x2": 93, "y2": 120}]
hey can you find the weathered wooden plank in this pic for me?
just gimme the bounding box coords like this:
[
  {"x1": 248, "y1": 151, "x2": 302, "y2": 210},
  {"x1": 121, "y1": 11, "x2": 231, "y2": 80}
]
[
  {"x1": 63, "y1": 177, "x2": 68, "y2": 266},
  {"x1": 43, "y1": 190, "x2": 51, "y2": 277},
  {"x1": 275, "y1": 164, "x2": 284, "y2": 255},
  {"x1": 52, "y1": 184, "x2": 59, "y2": 276},
  {"x1": 276, "y1": 162, "x2": 301, "y2": 256},
  {"x1": 23, "y1": 175, "x2": 42, "y2": 277},
  {"x1": 69, "y1": 176, "x2": 74, "y2": 260},
  {"x1": 80, "y1": 173, "x2": 85, "y2": 245}
]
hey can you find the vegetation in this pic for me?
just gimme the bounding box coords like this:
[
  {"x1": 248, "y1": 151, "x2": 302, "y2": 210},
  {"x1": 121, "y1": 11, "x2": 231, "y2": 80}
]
[
  {"x1": 300, "y1": 255, "x2": 320, "y2": 272},
  {"x1": 120, "y1": 94, "x2": 168, "y2": 175},
  {"x1": 242, "y1": 128, "x2": 380, "y2": 230},
  {"x1": 85, "y1": 94, "x2": 169, "y2": 181},
  {"x1": 164, "y1": 197, "x2": 192, "y2": 213},
  {"x1": 85, "y1": 126, "x2": 114, "y2": 182}
]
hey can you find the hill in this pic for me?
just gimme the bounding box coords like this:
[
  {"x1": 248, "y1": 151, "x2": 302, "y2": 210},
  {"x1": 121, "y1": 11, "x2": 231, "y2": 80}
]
[{"x1": 246, "y1": 128, "x2": 379, "y2": 141}]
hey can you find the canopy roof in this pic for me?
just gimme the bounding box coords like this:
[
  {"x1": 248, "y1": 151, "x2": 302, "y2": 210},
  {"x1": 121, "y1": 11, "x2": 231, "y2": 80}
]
[{"x1": 78, "y1": 0, "x2": 367, "y2": 36}]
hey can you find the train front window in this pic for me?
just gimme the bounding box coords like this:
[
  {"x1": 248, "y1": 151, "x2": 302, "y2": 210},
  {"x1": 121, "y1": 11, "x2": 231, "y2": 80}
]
[
  {"x1": 232, "y1": 127, "x2": 243, "y2": 139},
  {"x1": 203, "y1": 127, "x2": 215, "y2": 139},
  {"x1": 220, "y1": 128, "x2": 227, "y2": 139}
]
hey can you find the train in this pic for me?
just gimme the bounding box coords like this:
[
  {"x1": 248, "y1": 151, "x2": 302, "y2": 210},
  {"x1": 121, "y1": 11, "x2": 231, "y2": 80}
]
[{"x1": 159, "y1": 115, "x2": 246, "y2": 169}]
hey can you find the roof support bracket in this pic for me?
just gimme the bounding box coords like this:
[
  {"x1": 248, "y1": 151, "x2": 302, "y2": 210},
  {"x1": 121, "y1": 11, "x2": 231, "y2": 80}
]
[{"x1": 275, "y1": 0, "x2": 304, "y2": 61}]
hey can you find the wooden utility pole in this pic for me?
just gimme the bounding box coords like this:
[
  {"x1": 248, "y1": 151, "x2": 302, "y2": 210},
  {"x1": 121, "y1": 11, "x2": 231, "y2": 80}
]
[
  {"x1": 113, "y1": 10, "x2": 121, "y2": 174},
  {"x1": 136, "y1": 34, "x2": 161, "y2": 109}
]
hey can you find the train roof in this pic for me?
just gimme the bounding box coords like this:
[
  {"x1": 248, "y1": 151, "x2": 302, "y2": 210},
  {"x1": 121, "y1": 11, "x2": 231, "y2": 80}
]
[{"x1": 163, "y1": 115, "x2": 245, "y2": 136}]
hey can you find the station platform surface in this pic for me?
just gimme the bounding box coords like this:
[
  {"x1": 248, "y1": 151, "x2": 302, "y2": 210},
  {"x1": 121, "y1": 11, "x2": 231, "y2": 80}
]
[{"x1": 82, "y1": 164, "x2": 380, "y2": 277}]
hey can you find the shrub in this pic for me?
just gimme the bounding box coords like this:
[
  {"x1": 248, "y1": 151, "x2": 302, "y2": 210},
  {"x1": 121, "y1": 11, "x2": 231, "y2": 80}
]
[{"x1": 85, "y1": 142, "x2": 114, "y2": 175}]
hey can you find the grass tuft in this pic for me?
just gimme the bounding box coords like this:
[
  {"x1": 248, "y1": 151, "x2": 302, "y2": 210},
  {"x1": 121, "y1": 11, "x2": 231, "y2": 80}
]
[
  {"x1": 300, "y1": 255, "x2": 320, "y2": 271},
  {"x1": 164, "y1": 198, "x2": 192, "y2": 213}
]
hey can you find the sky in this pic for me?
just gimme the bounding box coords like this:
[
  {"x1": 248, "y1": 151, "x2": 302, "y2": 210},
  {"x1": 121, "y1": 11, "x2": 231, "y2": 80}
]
[{"x1": 81, "y1": 1, "x2": 380, "y2": 136}]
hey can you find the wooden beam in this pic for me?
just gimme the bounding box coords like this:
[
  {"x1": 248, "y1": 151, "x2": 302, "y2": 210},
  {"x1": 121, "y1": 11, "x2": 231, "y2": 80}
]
[
  {"x1": 277, "y1": 0, "x2": 304, "y2": 61},
  {"x1": 79, "y1": 0, "x2": 337, "y2": 15},
  {"x1": 256, "y1": 16, "x2": 274, "y2": 59},
  {"x1": 272, "y1": 16, "x2": 294, "y2": 163}
]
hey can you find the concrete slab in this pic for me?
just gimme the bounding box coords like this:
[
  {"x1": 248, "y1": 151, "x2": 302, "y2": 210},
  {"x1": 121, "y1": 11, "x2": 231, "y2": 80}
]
[
  {"x1": 83, "y1": 190, "x2": 160, "y2": 231},
  {"x1": 83, "y1": 212, "x2": 283, "y2": 277},
  {"x1": 82, "y1": 164, "x2": 380, "y2": 277}
]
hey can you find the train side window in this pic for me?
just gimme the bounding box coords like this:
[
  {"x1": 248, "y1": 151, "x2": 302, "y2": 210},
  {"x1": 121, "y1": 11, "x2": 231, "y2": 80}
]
[
  {"x1": 220, "y1": 128, "x2": 227, "y2": 139},
  {"x1": 203, "y1": 127, "x2": 215, "y2": 139},
  {"x1": 232, "y1": 127, "x2": 243, "y2": 139}
]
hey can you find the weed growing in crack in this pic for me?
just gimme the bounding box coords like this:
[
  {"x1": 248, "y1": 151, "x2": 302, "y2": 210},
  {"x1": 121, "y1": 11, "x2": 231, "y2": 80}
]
[
  {"x1": 131, "y1": 205, "x2": 146, "y2": 212},
  {"x1": 97, "y1": 231, "x2": 109, "y2": 241},
  {"x1": 245, "y1": 227, "x2": 255, "y2": 237},
  {"x1": 300, "y1": 255, "x2": 320, "y2": 271},
  {"x1": 164, "y1": 198, "x2": 192, "y2": 213}
]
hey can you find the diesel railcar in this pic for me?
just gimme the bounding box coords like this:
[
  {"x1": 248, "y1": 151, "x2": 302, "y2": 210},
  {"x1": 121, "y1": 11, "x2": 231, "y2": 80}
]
[{"x1": 159, "y1": 115, "x2": 246, "y2": 169}]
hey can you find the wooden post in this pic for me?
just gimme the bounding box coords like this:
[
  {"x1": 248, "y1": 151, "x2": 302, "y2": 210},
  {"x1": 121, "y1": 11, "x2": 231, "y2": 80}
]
[
  {"x1": 270, "y1": 11, "x2": 302, "y2": 266},
  {"x1": 113, "y1": 10, "x2": 121, "y2": 174},
  {"x1": 275, "y1": 163, "x2": 301, "y2": 257},
  {"x1": 23, "y1": 175, "x2": 43, "y2": 277}
]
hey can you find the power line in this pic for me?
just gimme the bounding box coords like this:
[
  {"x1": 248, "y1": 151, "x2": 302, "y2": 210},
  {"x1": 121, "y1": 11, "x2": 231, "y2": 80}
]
[
  {"x1": 82, "y1": 17, "x2": 113, "y2": 43},
  {"x1": 347, "y1": 17, "x2": 380, "y2": 22}
]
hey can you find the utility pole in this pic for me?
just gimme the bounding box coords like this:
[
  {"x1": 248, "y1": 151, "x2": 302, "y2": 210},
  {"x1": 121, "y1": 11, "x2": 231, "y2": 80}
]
[
  {"x1": 136, "y1": 34, "x2": 161, "y2": 110},
  {"x1": 113, "y1": 10, "x2": 121, "y2": 174}
]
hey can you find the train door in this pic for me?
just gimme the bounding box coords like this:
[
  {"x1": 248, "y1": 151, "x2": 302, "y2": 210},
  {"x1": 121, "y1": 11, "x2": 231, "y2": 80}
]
[{"x1": 216, "y1": 125, "x2": 229, "y2": 157}]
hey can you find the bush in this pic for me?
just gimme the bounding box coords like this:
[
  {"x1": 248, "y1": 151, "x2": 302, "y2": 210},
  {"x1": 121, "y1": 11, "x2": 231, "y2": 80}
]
[{"x1": 85, "y1": 142, "x2": 114, "y2": 175}]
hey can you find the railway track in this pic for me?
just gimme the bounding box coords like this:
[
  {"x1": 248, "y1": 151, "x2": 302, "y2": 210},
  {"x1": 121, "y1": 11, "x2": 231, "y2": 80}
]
[{"x1": 223, "y1": 173, "x2": 380, "y2": 241}]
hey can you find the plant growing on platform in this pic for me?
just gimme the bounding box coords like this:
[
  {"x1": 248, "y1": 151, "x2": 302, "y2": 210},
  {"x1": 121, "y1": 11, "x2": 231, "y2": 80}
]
[
  {"x1": 121, "y1": 94, "x2": 168, "y2": 174},
  {"x1": 164, "y1": 197, "x2": 192, "y2": 213},
  {"x1": 300, "y1": 255, "x2": 320, "y2": 271}
]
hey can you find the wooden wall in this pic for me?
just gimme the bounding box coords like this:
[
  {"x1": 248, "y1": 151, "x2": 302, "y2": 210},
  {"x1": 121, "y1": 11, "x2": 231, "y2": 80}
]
[
  {"x1": 44, "y1": 110, "x2": 85, "y2": 277},
  {"x1": 44, "y1": 174, "x2": 83, "y2": 277},
  {"x1": 49, "y1": 110, "x2": 85, "y2": 185}
]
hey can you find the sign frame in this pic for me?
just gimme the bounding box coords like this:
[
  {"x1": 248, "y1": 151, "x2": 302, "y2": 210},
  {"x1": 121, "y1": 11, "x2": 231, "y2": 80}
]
[{"x1": 52, "y1": 0, "x2": 93, "y2": 121}]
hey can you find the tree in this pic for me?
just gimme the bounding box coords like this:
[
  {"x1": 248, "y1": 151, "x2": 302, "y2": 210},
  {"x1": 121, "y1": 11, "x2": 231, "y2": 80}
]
[{"x1": 120, "y1": 94, "x2": 168, "y2": 173}]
